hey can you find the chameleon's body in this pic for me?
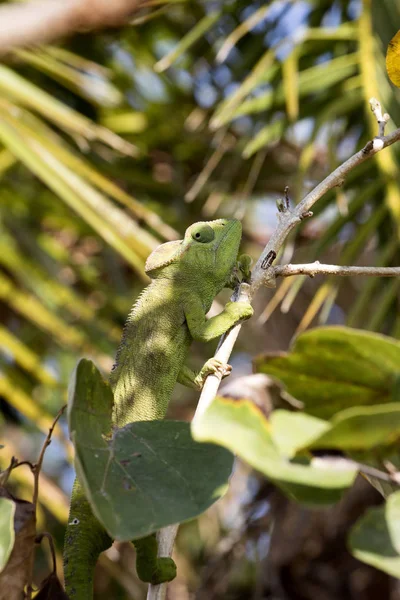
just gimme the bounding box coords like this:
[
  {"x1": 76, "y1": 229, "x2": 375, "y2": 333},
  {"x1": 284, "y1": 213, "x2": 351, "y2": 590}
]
[{"x1": 63, "y1": 219, "x2": 253, "y2": 598}]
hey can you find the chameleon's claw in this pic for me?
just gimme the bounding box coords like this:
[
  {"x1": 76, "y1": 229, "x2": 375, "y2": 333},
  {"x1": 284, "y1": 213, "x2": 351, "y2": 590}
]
[{"x1": 195, "y1": 358, "x2": 232, "y2": 389}]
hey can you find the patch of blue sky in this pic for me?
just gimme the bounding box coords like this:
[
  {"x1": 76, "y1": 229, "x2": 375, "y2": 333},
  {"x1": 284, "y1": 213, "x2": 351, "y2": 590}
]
[
  {"x1": 263, "y1": 1, "x2": 313, "y2": 60},
  {"x1": 348, "y1": 0, "x2": 362, "y2": 20},
  {"x1": 336, "y1": 126, "x2": 363, "y2": 162},
  {"x1": 239, "y1": 3, "x2": 273, "y2": 34},
  {"x1": 132, "y1": 67, "x2": 169, "y2": 103},
  {"x1": 172, "y1": 69, "x2": 193, "y2": 93},
  {"x1": 43, "y1": 357, "x2": 60, "y2": 380},
  {"x1": 252, "y1": 82, "x2": 273, "y2": 97},
  {"x1": 257, "y1": 0, "x2": 289, "y2": 25},
  {"x1": 315, "y1": 52, "x2": 334, "y2": 65},
  {"x1": 194, "y1": 60, "x2": 212, "y2": 83},
  {"x1": 326, "y1": 303, "x2": 346, "y2": 326},
  {"x1": 194, "y1": 83, "x2": 219, "y2": 108},
  {"x1": 223, "y1": 81, "x2": 241, "y2": 98},
  {"x1": 213, "y1": 64, "x2": 232, "y2": 88},
  {"x1": 111, "y1": 43, "x2": 136, "y2": 73},
  {"x1": 268, "y1": 1, "x2": 312, "y2": 41},
  {"x1": 287, "y1": 117, "x2": 314, "y2": 145},
  {"x1": 224, "y1": 45, "x2": 243, "y2": 68},
  {"x1": 153, "y1": 37, "x2": 180, "y2": 61},
  {"x1": 321, "y1": 0, "x2": 342, "y2": 28}
]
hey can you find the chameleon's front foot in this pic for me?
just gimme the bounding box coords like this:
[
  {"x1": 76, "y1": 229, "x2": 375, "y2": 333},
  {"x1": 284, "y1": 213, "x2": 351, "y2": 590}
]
[
  {"x1": 195, "y1": 358, "x2": 232, "y2": 389},
  {"x1": 224, "y1": 300, "x2": 253, "y2": 322},
  {"x1": 227, "y1": 254, "x2": 253, "y2": 287},
  {"x1": 134, "y1": 534, "x2": 177, "y2": 584}
]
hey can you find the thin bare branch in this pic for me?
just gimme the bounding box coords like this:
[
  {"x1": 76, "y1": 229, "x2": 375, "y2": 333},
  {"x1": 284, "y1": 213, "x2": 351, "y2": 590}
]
[
  {"x1": 25, "y1": 406, "x2": 66, "y2": 600},
  {"x1": 32, "y1": 405, "x2": 66, "y2": 508},
  {"x1": 0, "y1": 0, "x2": 142, "y2": 55},
  {"x1": 273, "y1": 262, "x2": 400, "y2": 279},
  {"x1": 252, "y1": 127, "x2": 400, "y2": 293}
]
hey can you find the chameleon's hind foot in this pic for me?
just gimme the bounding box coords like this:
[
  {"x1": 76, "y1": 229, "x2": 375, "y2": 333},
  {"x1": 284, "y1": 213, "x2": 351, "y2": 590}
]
[
  {"x1": 195, "y1": 358, "x2": 232, "y2": 389},
  {"x1": 134, "y1": 534, "x2": 177, "y2": 584}
]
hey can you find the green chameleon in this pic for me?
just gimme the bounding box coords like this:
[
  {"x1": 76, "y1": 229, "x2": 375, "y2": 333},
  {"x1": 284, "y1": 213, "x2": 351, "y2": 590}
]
[{"x1": 63, "y1": 218, "x2": 253, "y2": 598}]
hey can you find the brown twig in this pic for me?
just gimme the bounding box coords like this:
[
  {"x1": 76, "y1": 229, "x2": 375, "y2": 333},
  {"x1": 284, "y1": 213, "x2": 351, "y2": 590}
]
[
  {"x1": 25, "y1": 406, "x2": 66, "y2": 600},
  {"x1": 32, "y1": 405, "x2": 66, "y2": 508}
]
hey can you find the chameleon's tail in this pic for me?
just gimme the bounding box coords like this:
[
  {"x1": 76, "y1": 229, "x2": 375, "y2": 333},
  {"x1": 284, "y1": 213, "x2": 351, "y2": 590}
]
[
  {"x1": 63, "y1": 478, "x2": 112, "y2": 599},
  {"x1": 63, "y1": 481, "x2": 176, "y2": 597},
  {"x1": 134, "y1": 535, "x2": 177, "y2": 584}
]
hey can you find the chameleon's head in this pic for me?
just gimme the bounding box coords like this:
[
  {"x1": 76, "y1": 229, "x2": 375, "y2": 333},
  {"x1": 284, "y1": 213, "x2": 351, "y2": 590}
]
[{"x1": 145, "y1": 219, "x2": 242, "y2": 289}]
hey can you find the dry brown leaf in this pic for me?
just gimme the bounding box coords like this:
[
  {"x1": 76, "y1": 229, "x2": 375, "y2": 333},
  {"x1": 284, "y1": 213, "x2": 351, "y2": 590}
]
[
  {"x1": 35, "y1": 573, "x2": 70, "y2": 599},
  {"x1": 0, "y1": 488, "x2": 36, "y2": 600}
]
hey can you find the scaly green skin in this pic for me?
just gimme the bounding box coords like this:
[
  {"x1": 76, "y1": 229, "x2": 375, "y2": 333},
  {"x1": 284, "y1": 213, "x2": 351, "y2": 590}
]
[{"x1": 63, "y1": 219, "x2": 253, "y2": 598}]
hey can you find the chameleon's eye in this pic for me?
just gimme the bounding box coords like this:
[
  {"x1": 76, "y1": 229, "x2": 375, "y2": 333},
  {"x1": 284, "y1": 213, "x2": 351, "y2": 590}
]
[{"x1": 191, "y1": 224, "x2": 215, "y2": 243}]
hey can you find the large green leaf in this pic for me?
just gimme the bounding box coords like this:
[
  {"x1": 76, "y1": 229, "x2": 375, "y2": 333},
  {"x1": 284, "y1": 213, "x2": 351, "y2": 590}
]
[
  {"x1": 69, "y1": 360, "x2": 233, "y2": 541},
  {"x1": 192, "y1": 397, "x2": 356, "y2": 505},
  {"x1": 0, "y1": 497, "x2": 15, "y2": 573},
  {"x1": 255, "y1": 327, "x2": 400, "y2": 419},
  {"x1": 349, "y1": 490, "x2": 400, "y2": 578},
  {"x1": 270, "y1": 410, "x2": 329, "y2": 458}
]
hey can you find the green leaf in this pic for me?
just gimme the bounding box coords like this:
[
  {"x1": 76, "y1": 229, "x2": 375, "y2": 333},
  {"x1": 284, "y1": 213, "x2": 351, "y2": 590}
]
[
  {"x1": 229, "y1": 52, "x2": 360, "y2": 122},
  {"x1": 0, "y1": 497, "x2": 15, "y2": 573},
  {"x1": 192, "y1": 397, "x2": 356, "y2": 505},
  {"x1": 242, "y1": 119, "x2": 285, "y2": 158},
  {"x1": 0, "y1": 117, "x2": 147, "y2": 278},
  {"x1": 349, "y1": 490, "x2": 400, "y2": 578},
  {"x1": 155, "y1": 10, "x2": 222, "y2": 72},
  {"x1": 306, "y1": 403, "x2": 400, "y2": 451},
  {"x1": 270, "y1": 410, "x2": 330, "y2": 458},
  {"x1": 69, "y1": 360, "x2": 233, "y2": 541},
  {"x1": 255, "y1": 326, "x2": 400, "y2": 419},
  {"x1": 0, "y1": 65, "x2": 136, "y2": 155},
  {"x1": 16, "y1": 48, "x2": 122, "y2": 108}
]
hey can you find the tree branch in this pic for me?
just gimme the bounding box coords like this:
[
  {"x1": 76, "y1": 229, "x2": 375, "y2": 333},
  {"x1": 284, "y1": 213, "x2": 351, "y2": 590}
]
[
  {"x1": 195, "y1": 99, "x2": 400, "y2": 422},
  {"x1": 0, "y1": 0, "x2": 142, "y2": 55},
  {"x1": 273, "y1": 262, "x2": 400, "y2": 279}
]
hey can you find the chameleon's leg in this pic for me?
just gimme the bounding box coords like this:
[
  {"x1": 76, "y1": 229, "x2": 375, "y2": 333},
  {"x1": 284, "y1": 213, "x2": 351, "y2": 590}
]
[
  {"x1": 177, "y1": 361, "x2": 232, "y2": 390},
  {"x1": 64, "y1": 478, "x2": 112, "y2": 599},
  {"x1": 184, "y1": 296, "x2": 253, "y2": 343},
  {"x1": 134, "y1": 535, "x2": 177, "y2": 584}
]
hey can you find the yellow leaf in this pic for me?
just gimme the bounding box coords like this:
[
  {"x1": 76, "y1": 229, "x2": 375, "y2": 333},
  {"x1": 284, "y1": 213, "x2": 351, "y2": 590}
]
[{"x1": 386, "y1": 30, "x2": 400, "y2": 87}]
